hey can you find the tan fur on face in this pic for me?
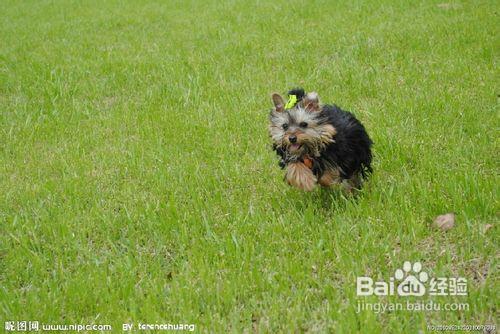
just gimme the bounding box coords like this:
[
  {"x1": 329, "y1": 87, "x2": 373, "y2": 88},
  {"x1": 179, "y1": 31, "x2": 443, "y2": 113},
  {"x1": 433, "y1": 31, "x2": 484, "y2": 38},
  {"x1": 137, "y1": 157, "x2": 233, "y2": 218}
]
[
  {"x1": 270, "y1": 106, "x2": 337, "y2": 157},
  {"x1": 283, "y1": 129, "x2": 304, "y2": 144},
  {"x1": 293, "y1": 121, "x2": 337, "y2": 157},
  {"x1": 286, "y1": 162, "x2": 317, "y2": 191}
]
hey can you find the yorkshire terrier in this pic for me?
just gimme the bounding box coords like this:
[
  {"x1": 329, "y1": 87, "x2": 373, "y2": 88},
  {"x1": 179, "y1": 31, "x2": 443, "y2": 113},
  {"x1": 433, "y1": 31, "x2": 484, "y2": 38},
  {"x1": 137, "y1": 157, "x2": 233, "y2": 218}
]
[{"x1": 269, "y1": 88, "x2": 373, "y2": 192}]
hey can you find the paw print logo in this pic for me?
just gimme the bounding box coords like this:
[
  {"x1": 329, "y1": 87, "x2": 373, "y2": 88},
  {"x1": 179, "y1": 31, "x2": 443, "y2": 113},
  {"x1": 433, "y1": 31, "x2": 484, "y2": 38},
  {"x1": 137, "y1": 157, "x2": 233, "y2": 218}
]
[{"x1": 394, "y1": 261, "x2": 429, "y2": 296}]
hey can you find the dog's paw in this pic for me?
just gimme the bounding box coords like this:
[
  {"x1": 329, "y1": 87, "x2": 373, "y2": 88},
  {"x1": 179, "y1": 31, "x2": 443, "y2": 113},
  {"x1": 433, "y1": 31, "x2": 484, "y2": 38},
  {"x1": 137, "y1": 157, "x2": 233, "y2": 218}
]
[
  {"x1": 318, "y1": 168, "x2": 341, "y2": 187},
  {"x1": 286, "y1": 162, "x2": 317, "y2": 191}
]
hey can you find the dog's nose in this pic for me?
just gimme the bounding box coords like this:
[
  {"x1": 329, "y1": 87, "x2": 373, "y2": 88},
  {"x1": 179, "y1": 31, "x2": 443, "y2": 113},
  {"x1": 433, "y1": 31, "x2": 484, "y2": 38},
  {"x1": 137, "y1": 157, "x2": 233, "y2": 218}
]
[{"x1": 289, "y1": 135, "x2": 297, "y2": 143}]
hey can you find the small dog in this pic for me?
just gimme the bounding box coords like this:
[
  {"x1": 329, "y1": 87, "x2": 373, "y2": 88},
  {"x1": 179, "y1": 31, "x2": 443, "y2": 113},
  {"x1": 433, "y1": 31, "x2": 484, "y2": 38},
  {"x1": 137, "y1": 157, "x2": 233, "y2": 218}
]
[{"x1": 269, "y1": 88, "x2": 373, "y2": 191}]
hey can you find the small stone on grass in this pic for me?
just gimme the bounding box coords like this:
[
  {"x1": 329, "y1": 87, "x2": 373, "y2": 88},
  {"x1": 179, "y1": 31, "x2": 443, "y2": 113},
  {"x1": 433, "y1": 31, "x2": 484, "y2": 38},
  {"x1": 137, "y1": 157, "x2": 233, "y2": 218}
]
[{"x1": 433, "y1": 213, "x2": 455, "y2": 231}]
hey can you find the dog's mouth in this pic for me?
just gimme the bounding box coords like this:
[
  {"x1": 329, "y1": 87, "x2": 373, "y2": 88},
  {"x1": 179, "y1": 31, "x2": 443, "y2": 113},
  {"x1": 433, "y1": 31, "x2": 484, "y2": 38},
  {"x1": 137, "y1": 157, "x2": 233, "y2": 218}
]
[{"x1": 288, "y1": 143, "x2": 302, "y2": 153}]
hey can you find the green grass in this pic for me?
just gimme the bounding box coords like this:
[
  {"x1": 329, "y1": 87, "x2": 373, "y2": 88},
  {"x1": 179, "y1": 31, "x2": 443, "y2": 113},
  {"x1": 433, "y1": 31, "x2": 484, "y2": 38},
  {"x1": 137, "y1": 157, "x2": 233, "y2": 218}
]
[{"x1": 0, "y1": 0, "x2": 498, "y2": 332}]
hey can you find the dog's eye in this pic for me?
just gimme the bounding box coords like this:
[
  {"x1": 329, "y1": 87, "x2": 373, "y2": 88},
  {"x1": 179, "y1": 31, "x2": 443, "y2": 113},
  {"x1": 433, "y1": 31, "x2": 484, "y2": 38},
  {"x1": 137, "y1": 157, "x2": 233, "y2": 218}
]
[
  {"x1": 282, "y1": 123, "x2": 289, "y2": 130},
  {"x1": 299, "y1": 122, "x2": 308, "y2": 128}
]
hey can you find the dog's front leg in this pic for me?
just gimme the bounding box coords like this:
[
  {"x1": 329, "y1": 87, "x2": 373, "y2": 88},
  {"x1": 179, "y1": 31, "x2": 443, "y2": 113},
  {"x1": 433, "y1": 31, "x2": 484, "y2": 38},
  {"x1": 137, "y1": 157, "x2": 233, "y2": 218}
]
[
  {"x1": 318, "y1": 168, "x2": 341, "y2": 187},
  {"x1": 285, "y1": 162, "x2": 317, "y2": 191}
]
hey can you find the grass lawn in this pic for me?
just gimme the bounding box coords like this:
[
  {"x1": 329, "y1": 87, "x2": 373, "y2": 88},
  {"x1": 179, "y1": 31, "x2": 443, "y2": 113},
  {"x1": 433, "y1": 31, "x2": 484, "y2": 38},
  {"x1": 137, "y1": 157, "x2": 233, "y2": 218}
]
[{"x1": 0, "y1": 0, "x2": 498, "y2": 332}]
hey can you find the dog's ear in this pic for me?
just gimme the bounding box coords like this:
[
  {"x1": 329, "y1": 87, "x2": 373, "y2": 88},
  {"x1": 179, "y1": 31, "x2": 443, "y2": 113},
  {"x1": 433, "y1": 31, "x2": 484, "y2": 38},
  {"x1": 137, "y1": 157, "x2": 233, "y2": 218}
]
[
  {"x1": 271, "y1": 93, "x2": 285, "y2": 112},
  {"x1": 303, "y1": 92, "x2": 320, "y2": 112}
]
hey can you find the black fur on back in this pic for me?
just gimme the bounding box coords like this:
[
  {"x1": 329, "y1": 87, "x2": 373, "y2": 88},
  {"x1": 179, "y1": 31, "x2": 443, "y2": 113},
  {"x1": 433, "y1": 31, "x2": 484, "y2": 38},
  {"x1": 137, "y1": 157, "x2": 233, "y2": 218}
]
[{"x1": 313, "y1": 104, "x2": 373, "y2": 179}]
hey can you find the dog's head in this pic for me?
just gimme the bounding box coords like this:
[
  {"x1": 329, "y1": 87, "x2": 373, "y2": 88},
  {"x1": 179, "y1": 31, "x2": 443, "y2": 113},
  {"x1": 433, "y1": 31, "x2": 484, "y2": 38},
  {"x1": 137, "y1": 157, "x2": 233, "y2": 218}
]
[{"x1": 269, "y1": 89, "x2": 336, "y2": 158}]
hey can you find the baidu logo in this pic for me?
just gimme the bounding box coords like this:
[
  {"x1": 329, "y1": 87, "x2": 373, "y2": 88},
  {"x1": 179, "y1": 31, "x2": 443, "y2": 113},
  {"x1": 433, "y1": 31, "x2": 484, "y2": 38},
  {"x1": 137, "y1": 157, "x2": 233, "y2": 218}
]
[
  {"x1": 356, "y1": 261, "x2": 467, "y2": 297},
  {"x1": 395, "y1": 261, "x2": 428, "y2": 296}
]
